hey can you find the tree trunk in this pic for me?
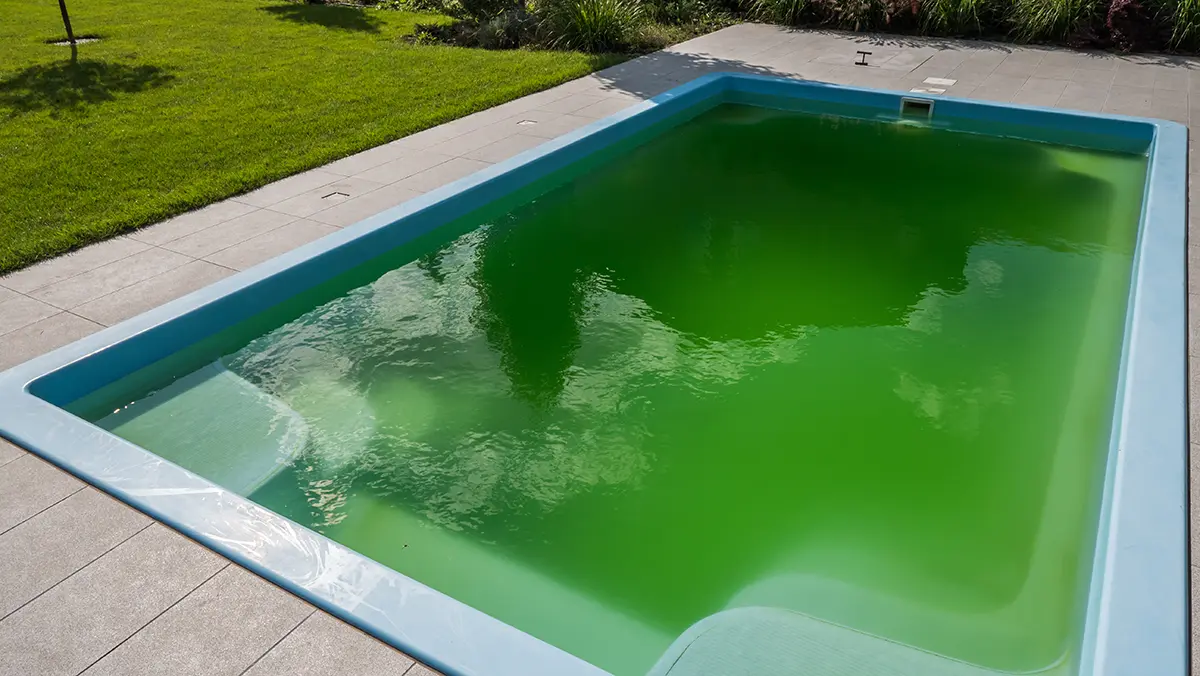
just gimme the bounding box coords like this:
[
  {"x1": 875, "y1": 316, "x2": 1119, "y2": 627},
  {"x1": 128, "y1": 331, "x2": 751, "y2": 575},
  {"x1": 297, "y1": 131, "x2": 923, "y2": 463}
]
[{"x1": 57, "y1": 0, "x2": 76, "y2": 45}]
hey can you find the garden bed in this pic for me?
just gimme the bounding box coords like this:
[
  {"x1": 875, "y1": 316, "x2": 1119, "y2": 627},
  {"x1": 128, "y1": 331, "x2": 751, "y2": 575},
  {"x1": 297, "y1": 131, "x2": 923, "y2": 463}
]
[{"x1": 373, "y1": 0, "x2": 1200, "y2": 55}]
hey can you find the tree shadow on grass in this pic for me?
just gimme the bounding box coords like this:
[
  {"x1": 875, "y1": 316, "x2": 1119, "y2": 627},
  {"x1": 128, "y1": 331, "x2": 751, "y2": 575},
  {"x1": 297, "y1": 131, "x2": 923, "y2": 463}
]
[
  {"x1": 260, "y1": 4, "x2": 383, "y2": 32},
  {"x1": 0, "y1": 59, "x2": 174, "y2": 116}
]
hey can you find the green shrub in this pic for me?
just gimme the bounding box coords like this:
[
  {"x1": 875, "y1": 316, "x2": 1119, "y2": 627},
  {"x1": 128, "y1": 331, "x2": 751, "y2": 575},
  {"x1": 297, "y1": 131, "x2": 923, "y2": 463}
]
[
  {"x1": 750, "y1": 0, "x2": 808, "y2": 25},
  {"x1": 827, "y1": 0, "x2": 882, "y2": 28},
  {"x1": 1107, "y1": 0, "x2": 1159, "y2": 50},
  {"x1": 458, "y1": 0, "x2": 523, "y2": 21},
  {"x1": 634, "y1": 18, "x2": 731, "y2": 49},
  {"x1": 1011, "y1": 0, "x2": 1098, "y2": 40},
  {"x1": 921, "y1": 0, "x2": 988, "y2": 33},
  {"x1": 376, "y1": 0, "x2": 455, "y2": 11},
  {"x1": 478, "y1": 9, "x2": 536, "y2": 45},
  {"x1": 1171, "y1": 0, "x2": 1200, "y2": 48},
  {"x1": 538, "y1": 0, "x2": 644, "y2": 51},
  {"x1": 411, "y1": 8, "x2": 532, "y2": 46},
  {"x1": 642, "y1": 0, "x2": 713, "y2": 23},
  {"x1": 704, "y1": 0, "x2": 745, "y2": 13},
  {"x1": 813, "y1": 0, "x2": 916, "y2": 30}
]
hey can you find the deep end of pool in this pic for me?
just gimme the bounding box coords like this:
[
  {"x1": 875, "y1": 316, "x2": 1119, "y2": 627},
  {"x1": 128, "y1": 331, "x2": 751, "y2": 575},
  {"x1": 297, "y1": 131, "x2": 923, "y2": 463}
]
[{"x1": 0, "y1": 74, "x2": 1187, "y2": 676}]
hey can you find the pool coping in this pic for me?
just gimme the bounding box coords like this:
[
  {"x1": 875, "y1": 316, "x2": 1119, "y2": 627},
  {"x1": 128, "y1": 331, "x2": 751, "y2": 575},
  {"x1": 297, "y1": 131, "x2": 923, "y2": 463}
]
[{"x1": 0, "y1": 74, "x2": 1187, "y2": 676}]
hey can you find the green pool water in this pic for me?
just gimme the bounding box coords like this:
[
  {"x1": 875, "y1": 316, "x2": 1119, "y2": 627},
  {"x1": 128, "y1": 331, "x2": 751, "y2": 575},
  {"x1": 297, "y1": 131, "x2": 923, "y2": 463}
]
[{"x1": 77, "y1": 103, "x2": 1148, "y2": 675}]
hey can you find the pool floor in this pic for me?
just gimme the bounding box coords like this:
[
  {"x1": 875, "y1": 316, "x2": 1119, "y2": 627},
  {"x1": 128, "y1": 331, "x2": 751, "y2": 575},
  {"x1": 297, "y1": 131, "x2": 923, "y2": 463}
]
[{"x1": 76, "y1": 102, "x2": 1148, "y2": 675}]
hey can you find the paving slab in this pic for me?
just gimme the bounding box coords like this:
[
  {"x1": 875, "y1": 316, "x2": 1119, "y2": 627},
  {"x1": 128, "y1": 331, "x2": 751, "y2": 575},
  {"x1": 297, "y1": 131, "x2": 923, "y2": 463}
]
[
  {"x1": 204, "y1": 219, "x2": 339, "y2": 271},
  {"x1": 28, "y1": 247, "x2": 192, "y2": 310},
  {"x1": 993, "y1": 59, "x2": 1040, "y2": 77},
  {"x1": 0, "y1": 295, "x2": 59, "y2": 336},
  {"x1": 74, "y1": 260, "x2": 236, "y2": 326},
  {"x1": 81, "y1": 566, "x2": 312, "y2": 676},
  {"x1": 268, "y1": 177, "x2": 387, "y2": 218},
  {"x1": 537, "y1": 93, "x2": 610, "y2": 115},
  {"x1": 0, "y1": 525, "x2": 226, "y2": 676},
  {"x1": 406, "y1": 664, "x2": 447, "y2": 676},
  {"x1": 160, "y1": 209, "x2": 298, "y2": 259},
  {"x1": 1192, "y1": 444, "x2": 1200, "y2": 565},
  {"x1": 308, "y1": 183, "x2": 426, "y2": 228},
  {"x1": 127, "y1": 201, "x2": 260, "y2": 247},
  {"x1": 0, "y1": 439, "x2": 23, "y2": 468},
  {"x1": 242, "y1": 612, "x2": 415, "y2": 676},
  {"x1": 321, "y1": 140, "x2": 421, "y2": 177},
  {"x1": 0, "y1": 312, "x2": 103, "y2": 371},
  {"x1": 234, "y1": 169, "x2": 344, "y2": 209},
  {"x1": 1190, "y1": 295, "x2": 1200, "y2": 357},
  {"x1": 394, "y1": 157, "x2": 494, "y2": 194},
  {"x1": 0, "y1": 454, "x2": 84, "y2": 535},
  {"x1": 354, "y1": 150, "x2": 455, "y2": 184},
  {"x1": 1072, "y1": 67, "x2": 1117, "y2": 85},
  {"x1": 464, "y1": 133, "x2": 551, "y2": 163},
  {"x1": 516, "y1": 113, "x2": 597, "y2": 139},
  {"x1": 1195, "y1": 566, "x2": 1200, "y2": 674},
  {"x1": 0, "y1": 489, "x2": 150, "y2": 618},
  {"x1": 0, "y1": 237, "x2": 149, "y2": 294}
]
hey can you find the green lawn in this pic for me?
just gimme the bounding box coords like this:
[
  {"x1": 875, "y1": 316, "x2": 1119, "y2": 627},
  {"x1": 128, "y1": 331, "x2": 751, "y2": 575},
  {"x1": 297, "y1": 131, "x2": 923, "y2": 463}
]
[{"x1": 0, "y1": 0, "x2": 619, "y2": 272}]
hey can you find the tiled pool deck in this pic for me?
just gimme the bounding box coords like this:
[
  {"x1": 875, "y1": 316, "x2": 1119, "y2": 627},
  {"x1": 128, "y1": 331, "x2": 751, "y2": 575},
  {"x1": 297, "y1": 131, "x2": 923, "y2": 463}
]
[{"x1": 0, "y1": 23, "x2": 1195, "y2": 676}]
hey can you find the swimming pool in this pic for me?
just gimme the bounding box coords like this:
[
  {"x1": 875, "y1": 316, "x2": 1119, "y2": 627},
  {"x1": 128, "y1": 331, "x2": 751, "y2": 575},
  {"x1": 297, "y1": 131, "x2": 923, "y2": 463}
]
[{"x1": 0, "y1": 74, "x2": 1186, "y2": 676}]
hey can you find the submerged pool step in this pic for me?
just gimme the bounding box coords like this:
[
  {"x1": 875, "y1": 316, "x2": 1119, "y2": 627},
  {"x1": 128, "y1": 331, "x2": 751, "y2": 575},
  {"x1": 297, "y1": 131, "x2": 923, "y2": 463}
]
[
  {"x1": 98, "y1": 361, "x2": 308, "y2": 495},
  {"x1": 649, "y1": 607, "x2": 1039, "y2": 676}
]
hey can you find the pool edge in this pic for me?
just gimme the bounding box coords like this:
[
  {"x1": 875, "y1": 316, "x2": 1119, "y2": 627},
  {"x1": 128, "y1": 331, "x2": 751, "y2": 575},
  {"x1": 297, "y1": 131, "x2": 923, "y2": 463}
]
[{"x1": 0, "y1": 73, "x2": 1187, "y2": 676}]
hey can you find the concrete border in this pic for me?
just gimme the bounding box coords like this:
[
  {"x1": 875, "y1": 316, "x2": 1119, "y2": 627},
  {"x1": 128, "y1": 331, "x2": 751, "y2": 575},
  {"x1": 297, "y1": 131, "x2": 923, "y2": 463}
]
[{"x1": 0, "y1": 73, "x2": 1187, "y2": 676}]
